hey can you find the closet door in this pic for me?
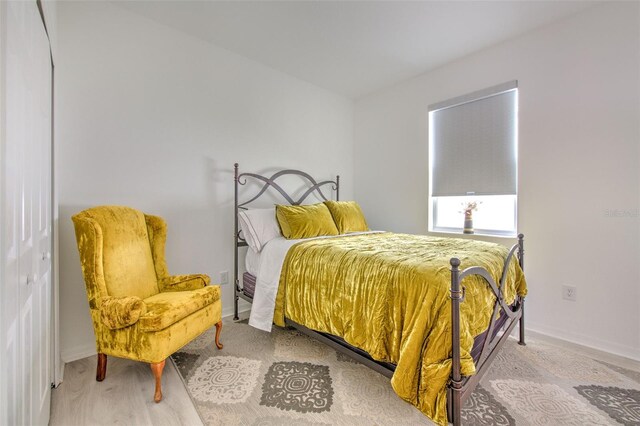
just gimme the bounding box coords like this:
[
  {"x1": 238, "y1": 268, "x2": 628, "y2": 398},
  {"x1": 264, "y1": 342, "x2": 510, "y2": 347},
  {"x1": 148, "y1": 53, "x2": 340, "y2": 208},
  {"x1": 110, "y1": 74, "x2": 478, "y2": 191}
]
[
  {"x1": 1, "y1": 1, "x2": 22, "y2": 422},
  {"x1": 1, "y1": 1, "x2": 53, "y2": 425}
]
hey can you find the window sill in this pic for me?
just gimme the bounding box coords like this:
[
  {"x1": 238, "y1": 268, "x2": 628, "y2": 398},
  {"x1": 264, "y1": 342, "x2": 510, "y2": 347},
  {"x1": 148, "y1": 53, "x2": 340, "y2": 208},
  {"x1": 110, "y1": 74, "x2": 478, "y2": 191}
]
[{"x1": 428, "y1": 228, "x2": 518, "y2": 240}]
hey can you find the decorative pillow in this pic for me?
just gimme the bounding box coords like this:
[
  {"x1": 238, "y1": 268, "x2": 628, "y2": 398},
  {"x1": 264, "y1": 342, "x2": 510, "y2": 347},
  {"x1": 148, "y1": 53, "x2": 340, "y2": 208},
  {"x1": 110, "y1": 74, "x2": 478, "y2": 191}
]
[
  {"x1": 238, "y1": 208, "x2": 282, "y2": 252},
  {"x1": 276, "y1": 203, "x2": 339, "y2": 239},
  {"x1": 324, "y1": 200, "x2": 369, "y2": 234}
]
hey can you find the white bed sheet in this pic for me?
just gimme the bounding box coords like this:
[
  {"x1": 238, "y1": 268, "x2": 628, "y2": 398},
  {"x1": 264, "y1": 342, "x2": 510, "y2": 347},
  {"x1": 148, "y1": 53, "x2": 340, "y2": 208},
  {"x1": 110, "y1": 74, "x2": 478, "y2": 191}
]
[
  {"x1": 244, "y1": 248, "x2": 261, "y2": 277},
  {"x1": 248, "y1": 231, "x2": 383, "y2": 332}
]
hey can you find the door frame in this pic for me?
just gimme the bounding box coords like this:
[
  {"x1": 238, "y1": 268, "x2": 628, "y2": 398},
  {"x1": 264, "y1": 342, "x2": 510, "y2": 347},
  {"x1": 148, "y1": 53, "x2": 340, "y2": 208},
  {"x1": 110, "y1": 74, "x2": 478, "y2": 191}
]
[{"x1": 35, "y1": 0, "x2": 60, "y2": 388}]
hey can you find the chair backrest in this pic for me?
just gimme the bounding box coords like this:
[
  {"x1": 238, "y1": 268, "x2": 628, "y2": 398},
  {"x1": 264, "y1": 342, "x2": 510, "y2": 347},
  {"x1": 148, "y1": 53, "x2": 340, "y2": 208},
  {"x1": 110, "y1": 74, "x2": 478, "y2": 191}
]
[{"x1": 72, "y1": 206, "x2": 160, "y2": 301}]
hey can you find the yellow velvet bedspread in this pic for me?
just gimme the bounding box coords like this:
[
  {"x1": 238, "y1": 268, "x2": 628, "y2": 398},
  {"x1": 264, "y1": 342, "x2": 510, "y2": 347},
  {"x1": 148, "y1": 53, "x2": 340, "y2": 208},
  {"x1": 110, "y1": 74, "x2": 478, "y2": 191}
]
[{"x1": 273, "y1": 233, "x2": 527, "y2": 425}]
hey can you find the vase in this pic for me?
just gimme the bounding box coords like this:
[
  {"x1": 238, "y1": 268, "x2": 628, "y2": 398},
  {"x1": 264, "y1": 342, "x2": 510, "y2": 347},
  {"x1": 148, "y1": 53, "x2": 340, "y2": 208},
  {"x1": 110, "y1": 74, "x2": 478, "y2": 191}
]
[{"x1": 463, "y1": 212, "x2": 474, "y2": 234}]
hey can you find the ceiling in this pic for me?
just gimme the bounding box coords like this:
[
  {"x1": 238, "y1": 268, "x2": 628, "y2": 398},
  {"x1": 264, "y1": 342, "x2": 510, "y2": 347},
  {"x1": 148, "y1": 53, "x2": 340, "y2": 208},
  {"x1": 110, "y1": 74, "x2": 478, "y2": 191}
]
[{"x1": 114, "y1": 1, "x2": 599, "y2": 99}]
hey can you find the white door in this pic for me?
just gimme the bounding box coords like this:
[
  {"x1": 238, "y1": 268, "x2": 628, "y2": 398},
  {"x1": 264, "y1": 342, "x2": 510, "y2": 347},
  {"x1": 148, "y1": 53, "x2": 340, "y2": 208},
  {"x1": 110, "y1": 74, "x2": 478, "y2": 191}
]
[
  {"x1": 1, "y1": 2, "x2": 23, "y2": 421},
  {"x1": 31, "y1": 20, "x2": 53, "y2": 422},
  {"x1": 1, "y1": 1, "x2": 53, "y2": 425}
]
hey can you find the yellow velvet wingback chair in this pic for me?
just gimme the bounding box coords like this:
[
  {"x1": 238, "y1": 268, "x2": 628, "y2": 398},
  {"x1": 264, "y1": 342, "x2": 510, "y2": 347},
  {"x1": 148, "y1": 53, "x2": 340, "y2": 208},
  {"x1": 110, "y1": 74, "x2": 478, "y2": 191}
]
[{"x1": 72, "y1": 205, "x2": 222, "y2": 402}]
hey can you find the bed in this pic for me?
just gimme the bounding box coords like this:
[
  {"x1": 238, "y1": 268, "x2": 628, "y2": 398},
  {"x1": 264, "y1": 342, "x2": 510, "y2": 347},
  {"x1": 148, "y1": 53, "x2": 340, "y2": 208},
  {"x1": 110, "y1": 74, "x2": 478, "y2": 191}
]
[{"x1": 232, "y1": 163, "x2": 527, "y2": 426}]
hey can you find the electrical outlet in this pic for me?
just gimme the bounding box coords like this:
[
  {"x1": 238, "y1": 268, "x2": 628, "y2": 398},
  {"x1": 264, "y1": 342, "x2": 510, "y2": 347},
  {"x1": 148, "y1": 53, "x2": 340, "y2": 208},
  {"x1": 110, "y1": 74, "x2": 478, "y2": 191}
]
[
  {"x1": 562, "y1": 285, "x2": 577, "y2": 302},
  {"x1": 220, "y1": 270, "x2": 229, "y2": 285}
]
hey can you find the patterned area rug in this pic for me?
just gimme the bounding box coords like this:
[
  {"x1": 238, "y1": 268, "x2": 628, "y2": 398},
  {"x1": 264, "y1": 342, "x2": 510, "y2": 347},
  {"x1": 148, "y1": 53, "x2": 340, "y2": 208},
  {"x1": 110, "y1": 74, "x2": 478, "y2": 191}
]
[{"x1": 172, "y1": 319, "x2": 640, "y2": 425}]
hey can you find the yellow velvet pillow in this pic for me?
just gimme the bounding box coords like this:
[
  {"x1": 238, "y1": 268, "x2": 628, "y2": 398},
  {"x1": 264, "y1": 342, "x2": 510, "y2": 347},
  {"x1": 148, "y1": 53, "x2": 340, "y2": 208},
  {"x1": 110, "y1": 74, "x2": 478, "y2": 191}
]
[
  {"x1": 324, "y1": 200, "x2": 369, "y2": 234},
  {"x1": 276, "y1": 203, "x2": 339, "y2": 239}
]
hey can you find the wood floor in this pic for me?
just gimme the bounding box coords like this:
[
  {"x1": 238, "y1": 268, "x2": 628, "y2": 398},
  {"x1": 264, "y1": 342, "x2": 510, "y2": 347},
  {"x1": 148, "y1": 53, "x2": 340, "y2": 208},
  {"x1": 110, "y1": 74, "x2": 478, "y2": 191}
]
[
  {"x1": 49, "y1": 328, "x2": 639, "y2": 426},
  {"x1": 50, "y1": 354, "x2": 202, "y2": 426}
]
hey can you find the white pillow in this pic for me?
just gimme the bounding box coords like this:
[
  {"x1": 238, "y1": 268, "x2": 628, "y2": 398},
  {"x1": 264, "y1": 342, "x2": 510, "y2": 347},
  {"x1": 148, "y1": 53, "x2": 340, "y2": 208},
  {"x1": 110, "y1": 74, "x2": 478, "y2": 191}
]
[{"x1": 238, "y1": 208, "x2": 281, "y2": 252}]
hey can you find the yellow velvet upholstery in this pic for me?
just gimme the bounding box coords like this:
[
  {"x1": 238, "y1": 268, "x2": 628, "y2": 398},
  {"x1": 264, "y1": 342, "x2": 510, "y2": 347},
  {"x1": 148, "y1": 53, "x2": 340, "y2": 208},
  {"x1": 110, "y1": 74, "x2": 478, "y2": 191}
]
[
  {"x1": 100, "y1": 296, "x2": 147, "y2": 330},
  {"x1": 276, "y1": 203, "x2": 339, "y2": 239},
  {"x1": 323, "y1": 200, "x2": 369, "y2": 234},
  {"x1": 140, "y1": 286, "x2": 220, "y2": 332},
  {"x1": 72, "y1": 206, "x2": 222, "y2": 367}
]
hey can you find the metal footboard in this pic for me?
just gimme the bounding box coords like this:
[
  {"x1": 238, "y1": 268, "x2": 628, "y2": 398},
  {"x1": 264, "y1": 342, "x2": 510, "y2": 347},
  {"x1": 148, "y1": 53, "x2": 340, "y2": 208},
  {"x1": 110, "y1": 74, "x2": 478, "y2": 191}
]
[{"x1": 447, "y1": 233, "x2": 525, "y2": 426}]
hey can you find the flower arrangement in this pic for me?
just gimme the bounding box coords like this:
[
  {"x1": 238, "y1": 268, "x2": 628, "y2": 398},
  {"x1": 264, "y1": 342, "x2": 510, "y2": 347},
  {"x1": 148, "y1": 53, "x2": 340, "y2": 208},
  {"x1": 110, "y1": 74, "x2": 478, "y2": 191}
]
[
  {"x1": 461, "y1": 201, "x2": 480, "y2": 234},
  {"x1": 460, "y1": 201, "x2": 481, "y2": 218}
]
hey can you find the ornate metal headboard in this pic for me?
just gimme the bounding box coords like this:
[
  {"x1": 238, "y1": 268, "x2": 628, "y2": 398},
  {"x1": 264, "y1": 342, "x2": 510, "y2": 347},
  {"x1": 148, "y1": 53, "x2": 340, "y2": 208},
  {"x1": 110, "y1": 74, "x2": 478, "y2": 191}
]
[{"x1": 233, "y1": 163, "x2": 339, "y2": 319}]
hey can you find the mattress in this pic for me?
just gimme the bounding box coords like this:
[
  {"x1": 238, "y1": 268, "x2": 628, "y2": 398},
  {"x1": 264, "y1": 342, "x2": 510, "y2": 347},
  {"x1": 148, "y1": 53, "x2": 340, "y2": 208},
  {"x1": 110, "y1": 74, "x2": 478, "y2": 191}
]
[{"x1": 242, "y1": 272, "x2": 256, "y2": 298}]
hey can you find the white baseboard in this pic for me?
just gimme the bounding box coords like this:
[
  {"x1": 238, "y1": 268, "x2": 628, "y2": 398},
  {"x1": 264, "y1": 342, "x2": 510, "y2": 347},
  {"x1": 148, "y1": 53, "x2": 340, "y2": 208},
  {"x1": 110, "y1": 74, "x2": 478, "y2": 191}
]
[
  {"x1": 222, "y1": 299, "x2": 251, "y2": 319},
  {"x1": 222, "y1": 305, "x2": 251, "y2": 319},
  {"x1": 527, "y1": 321, "x2": 640, "y2": 363},
  {"x1": 61, "y1": 343, "x2": 97, "y2": 364},
  {"x1": 55, "y1": 360, "x2": 65, "y2": 385}
]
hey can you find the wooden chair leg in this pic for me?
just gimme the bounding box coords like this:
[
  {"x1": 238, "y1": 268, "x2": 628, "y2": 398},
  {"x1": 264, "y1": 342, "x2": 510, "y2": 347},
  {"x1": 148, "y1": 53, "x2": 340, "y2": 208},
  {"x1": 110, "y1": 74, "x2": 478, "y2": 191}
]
[
  {"x1": 150, "y1": 360, "x2": 166, "y2": 403},
  {"x1": 214, "y1": 320, "x2": 223, "y2": 350},
  {"x1": 96, "y1": 353, "x2": 107, "y2": 382}
]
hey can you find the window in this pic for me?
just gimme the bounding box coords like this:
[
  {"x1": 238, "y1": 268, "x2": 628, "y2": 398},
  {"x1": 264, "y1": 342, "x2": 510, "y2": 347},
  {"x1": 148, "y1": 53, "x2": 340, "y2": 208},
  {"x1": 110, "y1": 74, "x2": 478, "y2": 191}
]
[{"x1": 428, "y1": 81, "x2": 518, "y2": 237}]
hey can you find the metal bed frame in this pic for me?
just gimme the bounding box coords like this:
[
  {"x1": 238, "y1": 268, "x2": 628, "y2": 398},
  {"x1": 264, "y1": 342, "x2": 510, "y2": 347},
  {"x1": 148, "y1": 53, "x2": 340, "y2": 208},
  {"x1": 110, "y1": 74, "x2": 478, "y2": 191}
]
[{"x1": 232, "y1": 163, "x2": 526, "y2": 426}]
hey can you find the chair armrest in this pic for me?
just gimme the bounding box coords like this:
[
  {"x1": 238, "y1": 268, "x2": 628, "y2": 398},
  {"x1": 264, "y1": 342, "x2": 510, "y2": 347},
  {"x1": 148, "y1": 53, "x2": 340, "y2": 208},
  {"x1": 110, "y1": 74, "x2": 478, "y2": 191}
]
[
  {"x1": 159, "y1": 274, "x2": 210, "y2": 292},
  {"x1": 100, "y1": 296, "x2": 147, "y2": 330}
]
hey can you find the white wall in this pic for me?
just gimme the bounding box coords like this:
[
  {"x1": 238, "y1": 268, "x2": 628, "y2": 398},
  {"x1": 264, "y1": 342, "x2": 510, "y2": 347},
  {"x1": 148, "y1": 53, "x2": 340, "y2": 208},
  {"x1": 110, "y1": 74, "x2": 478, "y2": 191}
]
[
  {"x1": 354, "y1": 2, "x2": 640, "y2": 360},
  {"x1": 57, "y1": 1, "x2": 354, "y2": 362}
]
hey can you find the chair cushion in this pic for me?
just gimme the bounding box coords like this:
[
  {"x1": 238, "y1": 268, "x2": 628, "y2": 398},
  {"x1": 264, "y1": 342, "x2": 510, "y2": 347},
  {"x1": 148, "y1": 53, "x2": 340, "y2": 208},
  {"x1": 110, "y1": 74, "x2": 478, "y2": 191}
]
[{"x1": 139, "y1": 286, "x2": 220, "y2": 332}]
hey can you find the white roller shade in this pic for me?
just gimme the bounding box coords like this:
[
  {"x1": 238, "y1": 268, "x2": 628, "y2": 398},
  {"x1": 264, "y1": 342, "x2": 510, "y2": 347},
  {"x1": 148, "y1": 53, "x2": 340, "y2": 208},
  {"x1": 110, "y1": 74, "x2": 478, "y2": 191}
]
[{"x1": 430, "y1": 81, "x2": 517, "y2": 197}]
